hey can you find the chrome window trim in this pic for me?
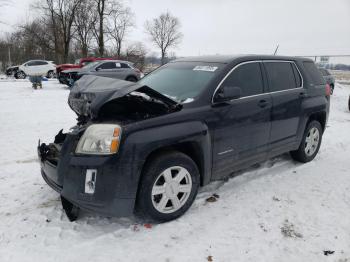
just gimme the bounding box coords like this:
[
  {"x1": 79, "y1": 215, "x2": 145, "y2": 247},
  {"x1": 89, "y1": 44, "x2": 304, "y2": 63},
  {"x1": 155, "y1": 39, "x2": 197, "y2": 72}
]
[{"x1": 211, "y1": 60, "x2": 304, "y2": 104}]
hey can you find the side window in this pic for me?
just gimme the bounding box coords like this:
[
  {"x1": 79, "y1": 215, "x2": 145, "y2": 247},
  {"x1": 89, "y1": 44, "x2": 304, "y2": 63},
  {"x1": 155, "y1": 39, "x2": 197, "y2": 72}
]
[
  {"x1": 36, "y1": 61, "x2": 48, "y2": 65},
  {"x1": 121, "y1": 63, "x2": 130, "y2": 68},
  {"x1": 264, "y1": 62, "x2": 297, "y2": 92},
  {"x1": 221, "y1": 62, "x2": 264, "y2": 97},
  {"x1": 98, "y1": 62, "x2": 117, "y2": 70},
  {"x1": 303, "y1": 61, "x2": 325, "y2": 85},
  {"x1": 27, "y1": 61, "x2": 38, "y2": 66},
  {"x1": 291, "y1": 63, "x2": 302, "y2": 87}
]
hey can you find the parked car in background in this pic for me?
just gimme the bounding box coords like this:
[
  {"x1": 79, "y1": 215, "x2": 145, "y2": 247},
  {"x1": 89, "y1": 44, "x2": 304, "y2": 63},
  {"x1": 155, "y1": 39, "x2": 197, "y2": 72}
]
[
  {"x1": 19, "y1": 60, "x2": 56, "y2": 78},
  {"x1": 5, "y1": 65, "x2": 26, "y2": 79},
  {"x1": 56, "y1": 57, "x2": 115, "y2": 84},
  {"x1": 319, "y1": 68, "x2": 335, "y2": 94},
  {"x1": 61, "y1": 60, "x2": 143, "y2": 87},
  {"x1": 6, "y1": 65, "x2": 19, "y2": 77},
  {"x1": 38, "y1": 55, "x2": 330, "y2": 222}
]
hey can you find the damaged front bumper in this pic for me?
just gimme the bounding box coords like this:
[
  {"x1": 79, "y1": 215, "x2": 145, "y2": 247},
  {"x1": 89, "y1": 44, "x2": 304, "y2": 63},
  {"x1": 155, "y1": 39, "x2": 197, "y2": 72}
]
[{"x1": 37, "y1": 129, "x2": 136, "y2": 221}]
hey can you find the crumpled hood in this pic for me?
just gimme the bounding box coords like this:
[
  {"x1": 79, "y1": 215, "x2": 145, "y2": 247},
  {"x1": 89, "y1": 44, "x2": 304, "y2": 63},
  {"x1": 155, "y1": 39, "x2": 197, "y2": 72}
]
[{"x1": 68, "y1": 75, "x2": 179, "y2": 119}]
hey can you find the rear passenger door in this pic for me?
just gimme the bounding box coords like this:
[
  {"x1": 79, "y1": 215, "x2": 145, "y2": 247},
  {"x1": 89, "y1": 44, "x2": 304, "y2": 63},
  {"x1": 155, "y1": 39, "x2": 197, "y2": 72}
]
[
  {"x1": 263, "y1": 61, "x2": 304, "y2": 151},
  {"x1": 212, "y1": 62, "x2": 272, "y2": 178}
]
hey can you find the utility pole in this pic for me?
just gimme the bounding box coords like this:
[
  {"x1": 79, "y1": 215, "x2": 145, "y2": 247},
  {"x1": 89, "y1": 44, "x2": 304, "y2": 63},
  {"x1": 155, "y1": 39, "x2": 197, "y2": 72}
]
[{"x1": 8, "y1": 45, "x2": 11, "y2": 66}]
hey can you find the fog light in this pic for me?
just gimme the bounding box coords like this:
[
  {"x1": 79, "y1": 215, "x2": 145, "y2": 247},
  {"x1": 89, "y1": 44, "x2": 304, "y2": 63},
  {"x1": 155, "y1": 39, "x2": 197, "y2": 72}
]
[{"x1": 85, "y1": 169, "x2": 97, "y2": 194}]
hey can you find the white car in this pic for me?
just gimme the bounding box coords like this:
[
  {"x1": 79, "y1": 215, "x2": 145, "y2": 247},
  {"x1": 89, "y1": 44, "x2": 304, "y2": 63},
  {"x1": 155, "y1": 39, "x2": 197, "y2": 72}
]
[{"x1": 19, "y1": 60, "x2": 56, "y2": 78}]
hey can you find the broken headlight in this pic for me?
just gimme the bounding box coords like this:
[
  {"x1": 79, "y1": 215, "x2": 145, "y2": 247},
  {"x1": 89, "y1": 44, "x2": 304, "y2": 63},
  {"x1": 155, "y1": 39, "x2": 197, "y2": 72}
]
[{"x1": 76, "y1": 124, "x2": 121, "y2": 155}]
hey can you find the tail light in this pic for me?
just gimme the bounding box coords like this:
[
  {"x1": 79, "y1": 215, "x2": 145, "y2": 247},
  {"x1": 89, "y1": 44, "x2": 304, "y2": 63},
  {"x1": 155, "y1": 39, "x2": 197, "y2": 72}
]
[{"x1": 325, "y1": 84, "x2": 331, "y2": 97}]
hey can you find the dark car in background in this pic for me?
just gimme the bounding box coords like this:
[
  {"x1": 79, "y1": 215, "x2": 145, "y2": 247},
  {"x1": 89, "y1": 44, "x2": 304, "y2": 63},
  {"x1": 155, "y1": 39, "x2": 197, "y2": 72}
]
[
  {"x1": 61, "y1": 60, "x2": 143, "y2": 87},
  {"x1": 38, "y1": 55, "x2": 329, "y2": 222},
  {"x1": 319, "y1": 68, "x2": 335, "y2": 94},
  {"x1": 56, "y1": 57, "x2": 115, "y2": 84}
]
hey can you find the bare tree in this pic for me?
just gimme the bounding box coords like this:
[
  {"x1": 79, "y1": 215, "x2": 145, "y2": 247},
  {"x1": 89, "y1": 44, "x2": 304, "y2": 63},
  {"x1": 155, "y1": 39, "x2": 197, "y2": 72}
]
[
  {"x1": 74, "y1": 0, "x2": 96, "y2": 57},
  {"x1": 145, "y1": 11, "x2": 183, "y2": 65},
  {"x1": 125, "y1": 41, "x2": 147, "y2": 70},
  {"x1": 92, "y1": 0, "x2": 116, "y2": 56},
  {"x1": 107, "y1": 3, "x2": 134, "y2": 57},
  {"x1": 38, "y1": 0, "x2": 82, "y2": 63}
]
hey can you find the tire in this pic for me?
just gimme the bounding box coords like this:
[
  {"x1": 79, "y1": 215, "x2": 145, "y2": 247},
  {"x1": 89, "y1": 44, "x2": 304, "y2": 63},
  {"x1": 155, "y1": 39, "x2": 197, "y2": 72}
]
[
  {"x1": 136, "y1": 151, "x2": 200, "y2": 222},
  {"x1": 15, "y1": 71, "x2": 26, "y2": 79},
  {"x1": 330, "y1": 84, "x2": 334, "y2": 95},
  {"x1": 290, "y1": 120, "x2": 323, "y2": 163},
  {"x1": 126, "y1": 76, "x2": 138, "y2": 82},
  {"x1": 47, "y1": 70, "x2": 55, "y2": 78}
]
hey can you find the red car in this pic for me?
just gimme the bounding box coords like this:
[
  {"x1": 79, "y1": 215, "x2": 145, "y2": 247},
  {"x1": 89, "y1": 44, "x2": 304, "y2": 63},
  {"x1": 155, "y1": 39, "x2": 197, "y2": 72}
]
[{"x1": 56, "y1": 57, "x2": 115, "y2": 84}]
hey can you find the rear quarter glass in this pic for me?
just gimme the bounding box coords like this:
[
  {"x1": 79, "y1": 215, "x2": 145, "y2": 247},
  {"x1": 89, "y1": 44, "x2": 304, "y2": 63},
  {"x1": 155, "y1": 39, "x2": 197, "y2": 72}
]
[{"x1": 303, "y1": 62, "x2": 326, "y2": 85}]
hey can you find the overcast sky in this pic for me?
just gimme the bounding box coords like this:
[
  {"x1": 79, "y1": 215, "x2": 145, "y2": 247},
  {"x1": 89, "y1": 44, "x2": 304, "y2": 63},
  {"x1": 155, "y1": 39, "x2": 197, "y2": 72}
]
[{"x1": 1, "y1": 0, "x2": 350, "y2": 63}]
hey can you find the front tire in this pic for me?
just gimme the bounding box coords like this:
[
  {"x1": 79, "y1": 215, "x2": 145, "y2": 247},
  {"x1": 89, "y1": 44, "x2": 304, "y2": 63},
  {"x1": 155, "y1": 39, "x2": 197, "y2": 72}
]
[
  {"x1": 15, "y1": 71, "x2": 26, "y2": 79},
  {"x1": 136, "y1": 151, "x2": 200, "y2": 222},
  {"x1": 126, "y1": 76, "x2": 138, "y2": 82},
  {"x1": 290, "y1": 120, "x2": 323, "y2": 163}
]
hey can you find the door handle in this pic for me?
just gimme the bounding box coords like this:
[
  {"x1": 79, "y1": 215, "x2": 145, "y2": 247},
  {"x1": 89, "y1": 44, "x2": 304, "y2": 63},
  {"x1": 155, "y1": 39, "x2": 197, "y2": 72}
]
[{"x1": 258, "y1": 99, "x2": 269, "y2": 108}]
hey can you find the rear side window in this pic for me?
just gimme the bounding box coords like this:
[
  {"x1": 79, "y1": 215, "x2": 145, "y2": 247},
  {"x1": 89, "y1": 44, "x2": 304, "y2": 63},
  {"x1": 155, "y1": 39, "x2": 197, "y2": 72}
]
[
  {"x1": 303, "y1": 61, "x2": 325, "y2": 85},
  {"x1": 121, "y1": 63, "x2": 130, "y2": 68},
  {"x1": 264, "y1": 62, "x2": 298, "y2": 92},
  {"x1": 221, "y1": 62, "x2": 264, "y2": 97},
  {"x1": 36, "y1": 61, "x2": 48, "y2": 65},
  {"x1": 291, "y1": 63, "x2": 302, "y2": 87}
]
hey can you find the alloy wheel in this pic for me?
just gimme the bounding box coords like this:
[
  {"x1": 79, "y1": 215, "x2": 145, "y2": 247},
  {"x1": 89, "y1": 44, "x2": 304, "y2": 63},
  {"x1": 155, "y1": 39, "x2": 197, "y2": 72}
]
[
  {"x1": 151, "y1": 166, "x2": 192, "y2": 214},
  {"x1": 304, "y1": 127, "x2": 320, "y2": 156}
]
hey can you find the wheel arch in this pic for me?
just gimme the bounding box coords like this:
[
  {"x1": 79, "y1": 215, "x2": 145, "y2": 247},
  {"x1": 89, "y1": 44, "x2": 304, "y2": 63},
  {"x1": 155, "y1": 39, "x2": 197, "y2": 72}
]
[
  {"x1": 307, "y1": 111, "x2": 327, "y2": 132},
  {"x1": 140, "y1": 141, "x2": 207, "y2": 186}
]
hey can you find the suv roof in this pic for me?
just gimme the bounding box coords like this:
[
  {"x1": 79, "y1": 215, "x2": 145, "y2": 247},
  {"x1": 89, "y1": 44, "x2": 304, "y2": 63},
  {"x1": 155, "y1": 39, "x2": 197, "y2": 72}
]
[{"x1": 173, "y1": 55, "x2": 313, "y2": 64}]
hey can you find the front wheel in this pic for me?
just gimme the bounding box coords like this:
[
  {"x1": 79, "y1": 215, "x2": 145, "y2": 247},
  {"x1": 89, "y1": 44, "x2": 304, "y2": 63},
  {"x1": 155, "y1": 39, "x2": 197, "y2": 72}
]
[
  {"x1": 126, "y1": 76, "x2": 138, "y2": 82},
  {"x1": 136, "y1": 151, "x2": 200, "y2": 222},
  {"x1": 15, "y1": 71, "x2": 26, "y2": 79},
  {"x1": 290, "y1": 120, "x2": 323, "y2": 163}
]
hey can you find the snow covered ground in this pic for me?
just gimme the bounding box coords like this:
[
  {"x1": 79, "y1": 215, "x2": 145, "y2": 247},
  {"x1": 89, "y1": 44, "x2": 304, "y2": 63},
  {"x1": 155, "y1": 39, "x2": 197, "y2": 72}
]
[{"x1": 0, "y1": 77, "x2": 349, "y2": 262}]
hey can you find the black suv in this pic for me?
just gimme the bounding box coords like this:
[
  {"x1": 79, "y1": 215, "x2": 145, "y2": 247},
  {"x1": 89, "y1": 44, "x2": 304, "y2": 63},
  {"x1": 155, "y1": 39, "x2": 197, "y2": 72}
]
[{"x1": 38, "y1": 55, "x2": 330, "y2": 222}]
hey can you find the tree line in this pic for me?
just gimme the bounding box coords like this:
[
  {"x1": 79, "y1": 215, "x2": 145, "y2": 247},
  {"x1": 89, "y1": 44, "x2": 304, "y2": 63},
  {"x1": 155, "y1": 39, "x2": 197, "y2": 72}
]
[{"x1": 0, "y1": 0, "x2": 183, "y2": 70}]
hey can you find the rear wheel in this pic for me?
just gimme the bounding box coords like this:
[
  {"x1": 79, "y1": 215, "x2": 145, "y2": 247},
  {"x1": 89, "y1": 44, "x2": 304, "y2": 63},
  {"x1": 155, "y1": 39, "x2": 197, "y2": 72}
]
[
  {"x1": 47, "y1": 70, "x2": 55, "y2": 78},
  {"x1": 136, "y1": 151, "x2": 200, "y2": 222},
  {"x1": 290, "y1": 120, "x2": 323, "y2": 163}
]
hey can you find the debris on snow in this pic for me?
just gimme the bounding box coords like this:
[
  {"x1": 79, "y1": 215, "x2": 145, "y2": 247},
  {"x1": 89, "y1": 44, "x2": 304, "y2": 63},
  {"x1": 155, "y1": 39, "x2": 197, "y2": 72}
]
[
  {"x1": 323, "y1": 250, "x2": 335, "y2": 256},
  {"x1": 281, "y1": 220, "x2": 303, "y2": 238}
]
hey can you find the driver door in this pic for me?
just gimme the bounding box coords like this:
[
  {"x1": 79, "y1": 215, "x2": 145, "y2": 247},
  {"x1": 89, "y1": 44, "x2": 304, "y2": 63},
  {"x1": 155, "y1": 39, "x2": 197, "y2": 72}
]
[{"x1": 211, "y1": 62, "x2": 272, "y2": 179}]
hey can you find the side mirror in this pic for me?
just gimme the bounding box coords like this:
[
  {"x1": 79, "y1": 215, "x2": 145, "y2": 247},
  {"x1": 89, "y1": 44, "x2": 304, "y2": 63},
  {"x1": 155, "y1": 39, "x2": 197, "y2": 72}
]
[
  {"x1": 95, "y1": 67, "x2": 101, "y2": 71},
  {"x1": 215, "y1": 86, "x2": 241, "y2": 103}
]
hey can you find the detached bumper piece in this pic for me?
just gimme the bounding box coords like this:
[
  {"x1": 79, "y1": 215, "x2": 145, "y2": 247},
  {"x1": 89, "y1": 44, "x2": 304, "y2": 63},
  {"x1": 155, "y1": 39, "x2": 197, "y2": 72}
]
[{"x1": 61, "y1": 197, "x2": 80, "y2": 222}]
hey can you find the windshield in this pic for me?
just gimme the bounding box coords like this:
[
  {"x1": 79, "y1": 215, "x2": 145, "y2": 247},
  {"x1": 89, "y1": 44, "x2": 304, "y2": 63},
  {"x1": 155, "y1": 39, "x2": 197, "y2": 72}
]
[{"x1": 138, "y1": 62, "x2": 223, "y2": 103}]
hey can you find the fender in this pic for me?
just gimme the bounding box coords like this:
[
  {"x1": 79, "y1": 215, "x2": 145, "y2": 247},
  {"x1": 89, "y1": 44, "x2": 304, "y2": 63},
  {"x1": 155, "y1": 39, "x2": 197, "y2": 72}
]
[
  {"x1": 296, "y1": 95, "x2": 328, "y2": 147},
  {"x1": 118, "y1": 121, "x2": 212, "y2": 198}
]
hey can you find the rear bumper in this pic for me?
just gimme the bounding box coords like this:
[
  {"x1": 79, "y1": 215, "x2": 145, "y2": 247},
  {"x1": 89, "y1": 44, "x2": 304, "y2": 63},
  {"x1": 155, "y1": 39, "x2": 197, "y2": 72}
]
[{"x1": 38, "y1": 140, "x2": 136, "y2": 218}]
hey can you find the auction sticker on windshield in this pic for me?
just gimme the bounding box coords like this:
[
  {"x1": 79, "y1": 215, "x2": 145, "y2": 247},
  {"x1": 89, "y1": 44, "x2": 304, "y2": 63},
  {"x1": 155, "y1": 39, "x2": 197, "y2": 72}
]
[{"x1": 193, "y1": 65, "x2": 218, "y2": 72}]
